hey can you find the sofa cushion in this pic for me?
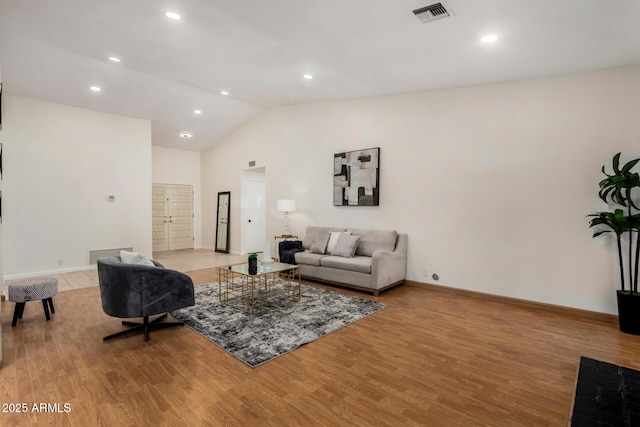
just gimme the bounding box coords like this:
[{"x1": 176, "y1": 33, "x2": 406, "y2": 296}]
[
  {"x1": 347, "y1": 228, "x2": 398, "y2": 257},
  {"x1": 310, "y1": 232, "x2": 331, "y2": 254},
  {"x1": 320, "y1": 255, "x2": 372, "y2": 274},
  {"x1": 331, "y1": 233, "x2": 360, "y2": 258},
  {"x1": 327, "y1": 230, "x2": 351, "y2": 253},
  {"x1": 302, "y1": 226, "x2": 344, "y2": 250},
  {"x1": 295, "y1": 250, "x2": 327, "y2": 266}
]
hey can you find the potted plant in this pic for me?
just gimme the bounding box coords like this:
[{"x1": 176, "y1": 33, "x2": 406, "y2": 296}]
[
  {"x1": 589, "y1": 152, "x2": 640, "y2": 334},
  {"x1": 248, "y1": 252, "x2": 258, "y2": 275}
]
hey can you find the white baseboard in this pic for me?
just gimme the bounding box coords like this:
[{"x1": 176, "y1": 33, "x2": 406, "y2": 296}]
[{"x1": 200, "y1": 247, "x2": 243, "y2": 255}]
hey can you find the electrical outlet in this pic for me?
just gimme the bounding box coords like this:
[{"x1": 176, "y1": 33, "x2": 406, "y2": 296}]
[
  {"x1": 57, "y1": 259, "x2": 64, "y2": 265},
  {"x1": 422, "y1": 268, "x2": 429, "y2": 277}
]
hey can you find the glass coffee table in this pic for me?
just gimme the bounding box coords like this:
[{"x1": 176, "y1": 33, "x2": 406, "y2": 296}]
[{"x1": 218, "y1": 262, "x2": 301, "y2": 314}]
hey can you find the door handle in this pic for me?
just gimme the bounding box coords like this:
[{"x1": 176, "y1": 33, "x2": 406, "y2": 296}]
[{"x1": 248, "y1": 219, "x2": 252, "y2": 223}]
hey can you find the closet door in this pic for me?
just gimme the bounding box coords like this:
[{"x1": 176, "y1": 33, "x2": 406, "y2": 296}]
[
  {"x1": 152, "y1": 184, "x2": 194, "y2": 252},
  {"x1": 167, "y1": 184, "x2": 194, "y2": 250},
  {"x1": 152, "y1": 184, "x2": 168, "y2": 252}
]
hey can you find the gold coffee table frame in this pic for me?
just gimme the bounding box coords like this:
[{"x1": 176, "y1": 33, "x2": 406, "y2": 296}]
[{"x1": 218, "y1": 262, "x2": 301, "y2": 314}]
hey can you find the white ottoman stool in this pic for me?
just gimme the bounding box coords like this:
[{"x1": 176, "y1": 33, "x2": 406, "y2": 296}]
[{"x1": 8, "y1": 277, "x2": 58, "y2": 326}]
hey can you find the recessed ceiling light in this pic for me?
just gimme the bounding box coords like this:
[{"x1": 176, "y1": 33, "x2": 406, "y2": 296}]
[
  {"x1": 194, "y1": 109, "x2": 202, "y2": 115},
  {"x1": 178, "y1": 132, "x2": 193, "y2": 139},
  {"x1": 90, "y1": 86, "x2": 101, "y2": 92},
  {"x1": 303, "y1": 74, "x2": 313, "y2": 80},
  {"x1": 108, "y1": 56, "x2": 121, "y2": 63},
  {"x1": 481, "y1": 34, "x2": 498, "y2": 43},
  {"x1": 220, "y1": 91, "x2": 229, "y2": 96},
  {"x1": 165, "y1": 11, "x2": 181, "y2": 20}
]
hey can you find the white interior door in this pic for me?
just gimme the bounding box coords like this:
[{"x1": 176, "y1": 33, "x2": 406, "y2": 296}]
[
  {"x1": 243, "y1": 172, "x2": 266, "y2": 254},
  {"x1": 152, "y1": 183, "x2": 194, "y2": 252}
]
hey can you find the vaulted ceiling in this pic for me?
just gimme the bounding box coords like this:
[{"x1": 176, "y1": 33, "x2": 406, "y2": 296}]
[{"x1": 1, "y1": 0, "x2": 639, "y2": 152}]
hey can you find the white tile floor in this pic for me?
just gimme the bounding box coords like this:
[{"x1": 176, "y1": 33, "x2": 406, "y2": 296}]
[
  {"x1": 152, "y1": 249, "x2": 246, "y2": 272},
  {"x1": 4, "y1": 270, "x2": 99, "y2": 294},
  {"x1": 4, "y1": 249, "x2": 246, "y2": 294}
]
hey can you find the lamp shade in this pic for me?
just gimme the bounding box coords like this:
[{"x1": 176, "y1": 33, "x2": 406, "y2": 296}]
[{"x1": 276, "y1": 199, "x2": 296, "y2": 213}]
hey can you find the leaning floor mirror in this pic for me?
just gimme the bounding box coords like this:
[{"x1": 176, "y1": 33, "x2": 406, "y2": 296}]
[{"x1": 215, "y1": 191, "x2": 230, "y2": 253}]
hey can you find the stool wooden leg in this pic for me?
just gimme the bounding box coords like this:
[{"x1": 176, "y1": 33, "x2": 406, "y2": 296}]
[
  {"x1": 42, "y1": 299, "x2": 51, "y2": 321},
  {"x1": 12, "y1": 303, "x2": 25, "y2": 326},
  {"x1": 17, "y1": 302, "x2": 26, "y2": 319},
  {"x1": 47, "y1": 298, "x2": 55, "y2": 314}
]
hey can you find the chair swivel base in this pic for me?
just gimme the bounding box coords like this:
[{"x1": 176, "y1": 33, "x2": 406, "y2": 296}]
[{"x1": 103, "y1": 313, "x2": 184, "y2": 342}]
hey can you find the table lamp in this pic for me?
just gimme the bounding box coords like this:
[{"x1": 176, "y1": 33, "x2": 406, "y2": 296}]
[{"x1": 276, "y1": 199, "x2": 296, "y2": 236}]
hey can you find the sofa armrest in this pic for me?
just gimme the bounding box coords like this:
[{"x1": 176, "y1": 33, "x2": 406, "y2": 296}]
[{"x1": 371, "y1": 234, "x2": 407, "y2": 290}]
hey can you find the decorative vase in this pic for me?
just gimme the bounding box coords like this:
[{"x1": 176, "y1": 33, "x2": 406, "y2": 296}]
[
  {"x1": 248, "y1": 256, "x2": 258, "y2": 275},
  {"x1": 616, "y1": 290, "x2": 640, "y2": 335}
]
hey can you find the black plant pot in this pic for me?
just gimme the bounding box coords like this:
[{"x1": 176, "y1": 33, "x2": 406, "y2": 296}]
[
  {"x1": 616, "y1": 290, "x2": 640, "y2": 335},
  {"x1": 248, "y1": 257, "x2": 258, "y2": 275}
]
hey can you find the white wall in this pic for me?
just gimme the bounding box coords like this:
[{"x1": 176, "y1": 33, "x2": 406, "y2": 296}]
[
  {"x1": 3, "y1": 95, "x2": 152, "y2": 276},
  {"x1": 201, "y1": 65, "x2": 640, "y2": 315},
  {"x1": 152, "y1": 146, "x2": 202, "y2": 248}
]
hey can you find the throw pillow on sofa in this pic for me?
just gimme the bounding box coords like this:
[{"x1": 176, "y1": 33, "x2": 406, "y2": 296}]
[
  {"x1": 331, "y1": 233, "x2": 360, "y2": 258},
  {"x1": 310, "y1": 232, "x2": 331, "y2": 254},
  {"x1": 327, "y1": 230, "x2": 350, "y2": 253}
]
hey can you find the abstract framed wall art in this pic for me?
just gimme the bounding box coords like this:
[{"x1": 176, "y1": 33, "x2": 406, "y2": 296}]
[{"x1": 334, "y1": 147, "x2": 380, "y2": 206}]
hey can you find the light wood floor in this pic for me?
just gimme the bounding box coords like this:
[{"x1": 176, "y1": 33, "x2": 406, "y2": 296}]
[{"x1": 1, "y1": 250, "x2": 639, "y2": 426}]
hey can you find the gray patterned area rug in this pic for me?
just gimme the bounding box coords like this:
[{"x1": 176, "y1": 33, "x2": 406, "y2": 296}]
[{"x1": 171, "y1": 281, "x2": 386, "y2": 368}]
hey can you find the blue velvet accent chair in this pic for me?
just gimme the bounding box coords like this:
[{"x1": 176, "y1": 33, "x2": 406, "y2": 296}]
[{"x1": 97, "y1": 256, "x2": 195, "y2": 342}]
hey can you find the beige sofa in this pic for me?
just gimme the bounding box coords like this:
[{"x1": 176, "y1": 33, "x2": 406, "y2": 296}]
[{"x1": 294, "y1": 226, "x2": 407, "y2": 296}]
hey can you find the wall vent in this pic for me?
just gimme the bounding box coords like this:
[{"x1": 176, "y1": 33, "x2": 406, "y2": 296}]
[
  {"x1": 89, "y1": 247, "x2": 133, "y2": 264},
  {"x1": 413, "y1": 3, "x2": 452, "y2": 23}
]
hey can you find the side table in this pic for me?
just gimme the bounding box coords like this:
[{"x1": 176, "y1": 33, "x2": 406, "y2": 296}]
[{"x1": 274, "y1": 234, "x2": 298, "y2": 241}]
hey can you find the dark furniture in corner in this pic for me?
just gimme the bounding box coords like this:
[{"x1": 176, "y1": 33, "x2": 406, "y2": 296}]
[
  {"x1": 97, "y1": 256, "x2": 195, "y2": 342},
  {"x1": 278, "y1": 240, "x2": 304, "y2": 264}
]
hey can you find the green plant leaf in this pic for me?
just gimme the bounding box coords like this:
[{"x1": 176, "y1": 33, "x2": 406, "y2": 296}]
[
  {"x1": 599, "y1": 186, "x2": 614, "y2": 202},
  {"x1": 623, "y1": 159, "x2": 640, "y2": 174},
  {"x1": 598, "y1": 153, "x2": 640, "y2": 207},
  {"x1": 588, "y1": 209, "x2": 631, "y2": 237},
  {"x1": 613, "y1": 152, "x2": 621, "y2": 174}
]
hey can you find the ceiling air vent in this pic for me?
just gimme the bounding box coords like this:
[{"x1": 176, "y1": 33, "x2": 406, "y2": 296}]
[{"x1": 412, "y1": 3, "x2": 452, "y2": 23}]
